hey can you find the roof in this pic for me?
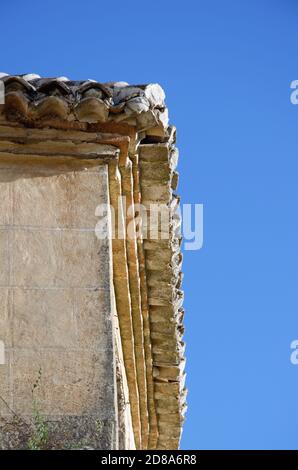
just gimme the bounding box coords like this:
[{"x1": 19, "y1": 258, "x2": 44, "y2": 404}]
[
  {"x1": 0, "y1": 73, "x2": 168, "y2": 129},
  {"x1": 0, "y1": 74, "x2": 186, "y2": 450}
]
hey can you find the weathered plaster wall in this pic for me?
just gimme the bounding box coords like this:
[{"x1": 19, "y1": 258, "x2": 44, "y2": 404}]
[{"x1": 0, "y1": 156, "x2": 118, "y2": 449}]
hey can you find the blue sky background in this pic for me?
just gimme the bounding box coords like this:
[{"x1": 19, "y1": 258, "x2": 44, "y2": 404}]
[{"x1": 2, "y1": 0, "x2": 298, "y2": 450}]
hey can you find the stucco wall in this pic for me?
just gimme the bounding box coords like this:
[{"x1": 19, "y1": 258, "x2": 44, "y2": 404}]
[{"x1": 0, "y1": 156, "x2": 118, "y2": 449}]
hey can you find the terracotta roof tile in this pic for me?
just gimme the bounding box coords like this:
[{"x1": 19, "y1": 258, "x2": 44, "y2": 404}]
[{"x1": 0, "y1": 74, "x2": 168, "y2": 128}]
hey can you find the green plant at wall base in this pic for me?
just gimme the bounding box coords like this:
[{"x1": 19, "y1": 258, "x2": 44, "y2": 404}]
[
  {"x1": 27, "y1": 402, "x2": 49, "y2": 450},
  {"x1": 31, "y1": 367, "x2": 42, "y2": 395},
  {"x1": 27, "y1": 368, "x2": 49, "y2": 450},
  {"x1": 95, "y1": 419, "x2": 103, "y2": 437}
]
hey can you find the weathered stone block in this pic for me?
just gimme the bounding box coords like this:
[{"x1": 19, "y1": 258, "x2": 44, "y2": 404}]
[
  {"x1": 13, "y1": 167, "x2": 107, "y2": 229},
  {"x1": 0, "y1": 177, "x2": 11, "y2": 225},
  {"x1": 11, "y1": 230, "x2": 109, "y2": 289},
  {"x1": 74, "y1": 288, "x2": 112, "y2": 351},
  {"x1": 0, "y1": 288, "x2": 12, "y2": 348},
  {"x1": 0, "y1": 230, "x2": 9, "y2": 285},
  {"x1": 0, "y1": 350, "x2": 11, "y2": 416},
  {"x1": 12, "y1": 349, "x2": 114, "y2": 417},
  {"x1": 12, "y1": 288, "x2": 76, "y2": 349}
]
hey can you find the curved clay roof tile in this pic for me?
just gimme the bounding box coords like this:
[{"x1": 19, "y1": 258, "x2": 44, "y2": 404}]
[
  {"x1": 2, "y1": 76, "x2": 36, "y2": 92},
  {"x1": 36, "y1": 79, "x2": 72, "y2": 96}
]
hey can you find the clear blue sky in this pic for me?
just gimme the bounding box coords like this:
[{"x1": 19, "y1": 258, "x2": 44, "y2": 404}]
[{"x1": 2, "y1": 0, "x2": 298, "y2": 450}]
